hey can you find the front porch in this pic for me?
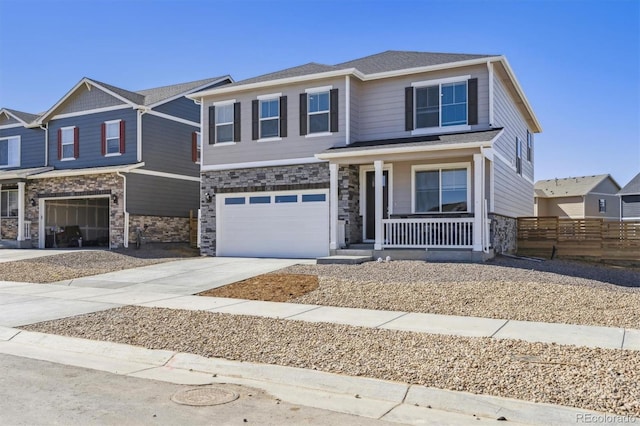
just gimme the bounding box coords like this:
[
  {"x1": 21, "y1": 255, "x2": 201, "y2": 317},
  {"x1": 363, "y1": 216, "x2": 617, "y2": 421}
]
[{"x1": 319, "y1": 130, "x2": 502, "y2": 261}]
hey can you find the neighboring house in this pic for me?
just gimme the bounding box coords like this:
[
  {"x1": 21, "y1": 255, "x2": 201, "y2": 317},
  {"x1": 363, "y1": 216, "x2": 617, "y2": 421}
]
[
  {"x1": 534, "y1": 174, "x2": 621, "y2": 220},
  {"x1": 0, "y1": 75, "x2": 232, "y2": 248},
  {"x1": 618, "y1": 172, "x2": 640, "y2": 221},
  {"x1": 189, "y1": 50, "x2": 541, "y2": 259}
]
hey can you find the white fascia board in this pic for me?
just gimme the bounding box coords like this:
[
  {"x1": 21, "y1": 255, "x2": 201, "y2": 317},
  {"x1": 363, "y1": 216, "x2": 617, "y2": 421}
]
[
  {"x1": 316, "y1": 141, "x2": 493, "y2": 161},
  {"x1": 495, "y1": 57, "x2": 543, "y2": 133},
  {"x1": 128, "y1": 168, "x2": 200, "y2": 182},
  {"x1": 144, "y1": 110, "x2": 200, "y2": 127},
  {"x1": 27, "y1": 162, "x2": 145, "y2": 179},
  {"x1": 186, "y1": 69, "x2": 359, "y2": 100},
  {"x1": 37, "y1": 78, "x2": 139, "y2": 124},
  {"x1": 201, "y1": 157, "x2": 323, "y2": 172},
  {"x1": 50, "y1": 104, "x2": 132, "y2": 121},
  {"x1": 362, "y1": 56, "x2": 503, "y2": 81},
  {"x1": 0, "y1": 109, "x2": 30, "y2": 127},
  {"x1": 145, "y1": 76, "x2": 234, "y2": 109},
  {"x1": 0, "y1": 123, "x2": 26, "y2": 130}
]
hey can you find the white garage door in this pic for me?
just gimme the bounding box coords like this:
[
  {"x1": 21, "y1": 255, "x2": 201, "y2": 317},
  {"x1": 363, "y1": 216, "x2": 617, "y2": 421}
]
[{"x1": 217, "y1": 190, "x2": 329, "y2": 258}]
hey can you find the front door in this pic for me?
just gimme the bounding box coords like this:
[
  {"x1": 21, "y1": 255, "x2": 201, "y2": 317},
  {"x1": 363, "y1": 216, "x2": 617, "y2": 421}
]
[{"x1": 365, "y1": 170, "x2": 389, "y2": 240}]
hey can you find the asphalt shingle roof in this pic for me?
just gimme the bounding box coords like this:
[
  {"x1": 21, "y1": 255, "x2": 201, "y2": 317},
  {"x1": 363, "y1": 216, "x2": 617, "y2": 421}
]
[
  {"x1": 3, "y1": 108, "x2": 39, "y2": 124},
  {"x1": 534, "y1": 174, "x2": 613, "y2": 198},
  {"x1": 88, "y1": 78, "x2": 146, "y2": 105},
  {"x1": 135, "y1": 76, "x2": 228, "y2": 105},
  {"x1": 618, "y1": 172, "x2": 640, "y2": 195}
]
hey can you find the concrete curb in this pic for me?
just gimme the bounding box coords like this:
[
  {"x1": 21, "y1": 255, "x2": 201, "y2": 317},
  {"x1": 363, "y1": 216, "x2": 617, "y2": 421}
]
[{"x1": 0, "y1": 326, "x2": 633, "y2": 425}]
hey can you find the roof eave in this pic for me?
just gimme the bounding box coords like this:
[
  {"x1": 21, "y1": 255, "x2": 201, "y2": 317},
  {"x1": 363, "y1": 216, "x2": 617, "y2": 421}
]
[
  {"x1": 361, "y1": 56, "x2": 502, "y2": 81},
  {"x1": 0, "y1": 109, "x2": 30, "y2": 126},
  {"x1": 494, "y1": 57, "x2": 543, "y2": 133},
  {"x1": 146, "y1": 75, "x2": 234, "y2": 109},
  {"x1": 187, "y1": 68, "x2": 360, "y2": 100}
]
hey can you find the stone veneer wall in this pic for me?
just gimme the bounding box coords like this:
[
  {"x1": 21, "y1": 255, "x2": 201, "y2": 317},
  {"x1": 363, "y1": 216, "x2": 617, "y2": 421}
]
[
  {"x1": 338, "y1": 165, "x2": 362, "y2": 245},
  {"x1": 200, "y1": 163, "x2": 338, "y2": 256},
  {"x1": 0, "y1": 218, "x2": 18, "y2": 240},
  {"x1": 129, "y1": 215, "x2": 190, "y2": 244},
  {"x1": 490, "y1": 213, "x2": 517, "y2": 254},
  {"x1": 26, "y1": 173, "x2": 124, "y2": 248}
]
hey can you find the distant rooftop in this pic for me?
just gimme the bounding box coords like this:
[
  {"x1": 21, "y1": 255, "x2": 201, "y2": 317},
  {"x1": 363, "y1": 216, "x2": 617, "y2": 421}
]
[{"x1": 534, "y1": 174, "x2": 616, "y2": 198}]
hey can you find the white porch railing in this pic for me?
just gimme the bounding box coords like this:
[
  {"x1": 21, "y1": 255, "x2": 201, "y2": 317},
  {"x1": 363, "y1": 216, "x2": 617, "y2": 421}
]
[
  {"x1": 383, "y1": 217, "x2": 474, "y2": 248},
  {"x1": 23, "y1": 221, "x2": 32, "y2": 240}
]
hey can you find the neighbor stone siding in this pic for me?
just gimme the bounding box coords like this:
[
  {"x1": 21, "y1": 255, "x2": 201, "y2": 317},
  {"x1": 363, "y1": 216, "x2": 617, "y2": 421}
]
[
  {"x1": 26, "y1": 173, "x2": 124, "y2": 248},
  {"x1": 1, "y1": 218, "x2": 18, "y2": 240},
  {"x1": 200, "y1": 163, "x2": 331, "y2": 256},
  {"x1": 490, "y1": 213, "x2": 517, "y2": 254},
  {"x1": 129, "y1": 215, "x2": 190, "y2": 244},
  {"x1": 338, "y1": 165, "x2": 362, "y2": 245}
]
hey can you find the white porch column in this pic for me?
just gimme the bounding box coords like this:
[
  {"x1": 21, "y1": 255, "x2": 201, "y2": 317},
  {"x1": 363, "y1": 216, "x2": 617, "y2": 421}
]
[
  {"x1": 17, "y1": 182, "x2": 25, "y2": 241},
  {"x1": 473, "y1": 153, "x2": 484, "y2": 251},
  {"x1": 374, "y1": 160, "x2": 384, "y2": 250},
  {"x1": 329, "y1": 162, "x2": 339, "y2": 250}
]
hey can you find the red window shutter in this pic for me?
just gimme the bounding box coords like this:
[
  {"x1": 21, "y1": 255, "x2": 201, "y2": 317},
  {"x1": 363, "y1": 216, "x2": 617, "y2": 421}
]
[
  {"x1": 119, "y1": 120, "x2": 125, "y2": 154},
  {"x1": 73, "y1": 127, "x2": 79, "y2": 158},
  {"x1": 191, "y1": 132, "x2": 197, "y2": 162},
  {"x1": 101, "y1": 123, "x2": 106, "y2": 156},
  {"x1": 57, "y1": 129, "x2": 62, "y2": 160}
]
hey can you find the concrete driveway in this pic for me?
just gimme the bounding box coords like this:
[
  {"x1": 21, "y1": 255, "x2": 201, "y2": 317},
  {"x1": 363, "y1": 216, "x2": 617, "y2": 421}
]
[{"x1": 0, "y1": 256, "x2": 313, "y2": 327}]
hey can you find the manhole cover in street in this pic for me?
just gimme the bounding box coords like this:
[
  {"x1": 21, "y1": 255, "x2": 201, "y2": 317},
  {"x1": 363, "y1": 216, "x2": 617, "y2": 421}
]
[{"x1": 171, "y1": 386, "x2": 239, "y2": 406}]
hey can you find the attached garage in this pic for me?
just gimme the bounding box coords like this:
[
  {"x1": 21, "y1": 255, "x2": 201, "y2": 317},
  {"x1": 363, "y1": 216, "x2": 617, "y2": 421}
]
[
  {"x1": 43, "y1": 197, "x2": 110, "y2": 248},
  {"x1": 216, "y1": 190, "x2": 329, "y2": 258}
]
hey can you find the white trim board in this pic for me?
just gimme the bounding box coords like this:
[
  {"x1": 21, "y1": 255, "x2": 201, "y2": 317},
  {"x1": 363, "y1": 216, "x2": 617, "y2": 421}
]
[
  {"x1": 50, "y1": 104, "x2": 132, "y2": 121},
  {"x1": 128, "y1": 168, "x2": 200, "y2": 182},
  {"x1": 201, "y1": 157, "x2": 324, "y2": 172},
  {"x1": 144, "y1": 110, "x2": 200, "y2": 127}
]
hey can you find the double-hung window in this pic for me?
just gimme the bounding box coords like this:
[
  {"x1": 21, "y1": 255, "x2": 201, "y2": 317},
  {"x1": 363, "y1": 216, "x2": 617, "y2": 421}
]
[
  {"x1": 260, "y1": 98, "x2": 279, "y2": 138},
  {"x1": 105, "y1": 120, "x2": 121, "y2": 155},
  {"x1": 308, "y1": 91, "x2": 330, "y2": 133},
  {"x1": 413, "y1": 165, "x2": 469, "y2": 213},
  {"x1": 0, "y1": 189, "x2": 18, "y2": 217},
  {"x1": 0, "y1": 136, "x2": 20, "y2": 168},
  {"x1": 60, "y1": 127, "x2": 76, "y2": 160},
  {"x1": 216, "y1": 104, "x2": 234, "y2": 143},
  {"x1": 599, "y1": 199, "x2": 607, "y2": 213},
  {"x1": 527, "y1": 130, "x2": 533, "y2": 162},
  {"x1": 516, "y1": 137, "x2": 523, "y2": 175},
  {"x1": 407, "y1": 77, "x2": 477, "y2": 133}
]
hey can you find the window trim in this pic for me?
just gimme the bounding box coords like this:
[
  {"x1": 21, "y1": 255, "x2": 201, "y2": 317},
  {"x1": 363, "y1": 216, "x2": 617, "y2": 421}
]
[
  {"x1": 195, "y1": 131, "x2": 201, "y2": 164},
  {"x1": 0, "y1": 135, "x2": 20, "y2": 168},
  {"x1": 104, "y1": 119, "x2": 122, "y2": 157},
  {"x1": 526, "y1": 130, "x2": 533, "y2": 162},
  {"x1": 411, "y1": 162, "x2": 471, "y2": 214},
  {"x1": 411, "y1": 75, "x2": 471, "y2": 135},
  {"x1": 213, "y1": 99, "x2": 236, "y2": 144},
  {"x1": 60, "y1": 126, "x2": 76, "y2": 161},
  {"x1": 516, "y1": 137, "x2": 523, "y2": 176},
  {"x1": 0, "y1": 188, "x2": 19, "y2": 218},
  {"x1": 598, "y1": 199, "x2": 607, "y2": 213},
  {"x1": 306, "y1": 90, "x2": 331, "y2": 135}
]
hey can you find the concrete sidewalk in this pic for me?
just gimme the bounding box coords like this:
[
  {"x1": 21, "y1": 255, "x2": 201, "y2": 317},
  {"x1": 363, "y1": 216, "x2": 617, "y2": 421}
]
[
  {"x1": 1, "y1": 325, "x2": 631, "y2": 425},
  {"x1": 1, "y1": 280, "x2": 638, "y2": 351}
]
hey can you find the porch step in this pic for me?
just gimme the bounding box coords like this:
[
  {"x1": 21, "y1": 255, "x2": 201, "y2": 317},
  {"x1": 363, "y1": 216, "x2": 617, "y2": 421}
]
[
  {"x1": 347, "y1": 243, "x2": 374, "y2": 250},
  {"x1": 0, "y1": 240, "x2": 18, "y2": 249},
  {"x1": 333, "y1": 249, "x2": 373, "y2": 256},
  {"x1": 317, "y1": 255, "x2": 373, "y2": 265}
]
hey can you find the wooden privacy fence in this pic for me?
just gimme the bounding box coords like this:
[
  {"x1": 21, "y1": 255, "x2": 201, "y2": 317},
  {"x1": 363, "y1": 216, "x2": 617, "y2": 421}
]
[
  {"x1": 189, "y1": 209, "x2": 199, "y2": 248},
  {"x1": 517, "y1": 217, "x2": 640, "y2": 262}
]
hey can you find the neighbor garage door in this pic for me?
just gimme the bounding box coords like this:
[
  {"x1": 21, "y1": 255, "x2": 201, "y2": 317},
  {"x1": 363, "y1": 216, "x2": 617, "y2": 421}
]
[
  {"x1": 44, "y1": 197, "x2": 110, "y2": 248},
  {"x1": 216, "y1": 190, "x2": 329, "y2": 258}
]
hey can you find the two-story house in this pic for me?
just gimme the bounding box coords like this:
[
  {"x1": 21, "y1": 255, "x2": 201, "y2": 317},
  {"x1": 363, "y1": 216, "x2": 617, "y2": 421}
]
[
  {"x1": 618, "y1": 172, "x2": 640, "y2": 221},
  {"x1": 0, "y1": 75, "x2": 231, "y2": 248},
  {"x1": 189, "y1": 50, "x2": 541, "y2": 260}
]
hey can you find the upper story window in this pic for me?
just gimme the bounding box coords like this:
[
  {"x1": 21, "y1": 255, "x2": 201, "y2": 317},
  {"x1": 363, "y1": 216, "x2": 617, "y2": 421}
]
[
  {"x1": 516, "y1": 137, "x2": 523, "y2": 175},
  {"x1": 1, "y1": 189, "x2": 18, "y2": 217},
  {"x1": 527, "y1": 130, "x2": 533, "y2": 162},
  {"x1": 192, "y1": 131, "x2": 201, "y2": 163},
  {"x1": 103, "y1": 120, "x2": 124, "y2": 156},
  {"x1": 599, "y1": 199, "x2": 607, "y2": 213},
  {"x1": 208, "y1": 101, "x2": 240, "y2": 145},
  {"x1": 252, "y1": 94, "x2": 287, "y2": 141},
  {"x1": 413, "y1": 165, "x2": 469, "y2": 213},
  {"x1": 260, "y1": 98, "x2": 280, "y2": 138},
  {"x1": 299, "y1": 87, "x2": 338, "y2": 136},
  {"x1": 406, "y1": 76, "x2": 477, "y2": 133},
  {"x1": 0, "y1": 136, "x2": 20, "y2": 168},
  {"x1": 59, "y1": 126, "x2": 78, "y2": 160}
]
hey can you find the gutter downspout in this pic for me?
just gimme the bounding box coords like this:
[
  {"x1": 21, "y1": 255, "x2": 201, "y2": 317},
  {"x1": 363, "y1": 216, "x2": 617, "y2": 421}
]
[
  {"x1": 136, "y1": 107, "x2": 148, "y2": 163},
  {"x1": 39, "y1": 124, "x2": 48, "y2": 166},
  {"x1": 116, "y1": 171, "x2": 129, "y2": 248}
]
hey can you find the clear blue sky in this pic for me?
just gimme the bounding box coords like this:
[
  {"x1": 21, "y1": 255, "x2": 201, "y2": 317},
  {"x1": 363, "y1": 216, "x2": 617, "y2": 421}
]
[{"x1": 1, "y1": 0, "x2": 638, "y2": 186}]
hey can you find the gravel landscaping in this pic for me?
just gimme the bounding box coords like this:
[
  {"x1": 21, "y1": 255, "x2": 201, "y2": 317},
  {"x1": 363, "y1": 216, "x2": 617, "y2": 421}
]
[
  {"x1": 23, "y1": 305, "x2": 640, "y2": 417},
  {"x1": 272, "y1": 258, "x2": 640, "y2": 329}
]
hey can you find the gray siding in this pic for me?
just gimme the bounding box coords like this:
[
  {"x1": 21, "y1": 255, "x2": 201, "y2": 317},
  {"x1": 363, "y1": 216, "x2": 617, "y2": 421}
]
[
  {"x1": 141, "y1": 114, "x2": 199, "y2": 176},
  {"x1": 55, "y1": 86, "x2": 126, "y2": 115},
  {"x1": 48, "y1": 109, "x2": 138, "y2": 169},
  {"x1": 584, "y1": 193, "x2": 620, "y2": 219},
  {"x1": 349, "y1": 77, "x2": 361, "y2": 143},
  {"x1": 126, "y1": 173, "x2": 198, "y2": 217},
  {"x1": 621, "y1": 195, "x2": 640, "y2": 219},
  {"x1": 0, "y1": 126, "x2": 46, "y2": 169},
  {"x1": 202, "y1": 77, "x2": 347, "y2": 166},
  {"x1": 153, "y1": 96, "x2": 200, "y2": 123},
  {"x1": 492, "y1": 72, "x2": 534, "y2": 217},
  {"x1": 357, "y1": 64, "x2": 490, "y2": 141}
]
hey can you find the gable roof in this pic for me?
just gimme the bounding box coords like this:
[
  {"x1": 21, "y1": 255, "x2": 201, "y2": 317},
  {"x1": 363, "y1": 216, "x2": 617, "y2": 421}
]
[
  {"x1": 0, "y1": 108, "x2": 40, "y2": 126},
  {"x1": 534, "y1": 174, "x2": 618, "y2": 198},
  {"x1": 618, "y1": 172, "x2": 640, "y2": 196},
  {"x1": 188, "y1": 50, "x2": 541, "y2": 133},
  {"x1": 38, "y1": 76, "x2": 231, "y2": 123}
]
